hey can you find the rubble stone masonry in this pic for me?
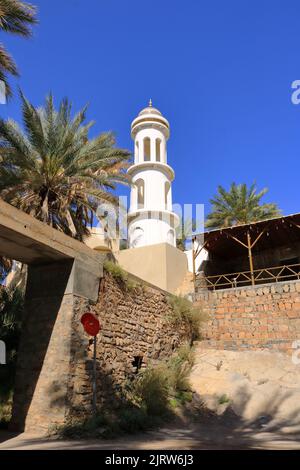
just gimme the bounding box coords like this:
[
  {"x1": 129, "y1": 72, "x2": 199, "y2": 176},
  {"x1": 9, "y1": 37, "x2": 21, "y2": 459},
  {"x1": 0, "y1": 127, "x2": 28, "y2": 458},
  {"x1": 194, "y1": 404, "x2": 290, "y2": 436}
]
[
  {"x1": 195, "y1": 280, "x2": 300, "y2": 354},
  {"x1": 68, "y1": 272, "x2": 189, "y2": 419}
]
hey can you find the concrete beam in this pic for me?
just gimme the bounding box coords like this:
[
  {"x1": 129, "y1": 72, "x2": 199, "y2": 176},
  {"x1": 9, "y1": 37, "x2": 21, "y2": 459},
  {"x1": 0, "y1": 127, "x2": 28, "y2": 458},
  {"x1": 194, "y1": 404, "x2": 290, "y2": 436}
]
[{"x1": 0, "y1": 199, "x2": 103, "y2": 271}]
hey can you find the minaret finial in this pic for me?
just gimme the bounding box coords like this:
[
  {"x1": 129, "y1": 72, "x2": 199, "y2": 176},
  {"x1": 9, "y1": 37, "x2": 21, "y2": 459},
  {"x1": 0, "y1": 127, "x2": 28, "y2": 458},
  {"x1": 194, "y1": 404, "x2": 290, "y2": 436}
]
[{"x1": 149, "y1": 98, "x2": 152, "y2": 107}]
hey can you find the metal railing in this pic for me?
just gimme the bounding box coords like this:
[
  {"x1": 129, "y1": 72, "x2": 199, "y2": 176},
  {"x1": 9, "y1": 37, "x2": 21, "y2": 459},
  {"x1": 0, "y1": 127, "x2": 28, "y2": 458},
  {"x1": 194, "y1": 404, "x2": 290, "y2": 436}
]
[{"x1": 195, "y1": 263, "x2": 300, "y2": 290}]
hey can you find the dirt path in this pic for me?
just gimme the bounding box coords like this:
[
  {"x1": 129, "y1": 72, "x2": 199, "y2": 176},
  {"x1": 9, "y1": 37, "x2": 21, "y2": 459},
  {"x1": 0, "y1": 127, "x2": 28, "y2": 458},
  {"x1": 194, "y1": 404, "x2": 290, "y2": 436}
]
[
  {"x1": 1, "y1": 347, "x2": 300, "y2": 450},
  {"x1": 1, "y1": 409, "x2": 300, "y2": 450}
]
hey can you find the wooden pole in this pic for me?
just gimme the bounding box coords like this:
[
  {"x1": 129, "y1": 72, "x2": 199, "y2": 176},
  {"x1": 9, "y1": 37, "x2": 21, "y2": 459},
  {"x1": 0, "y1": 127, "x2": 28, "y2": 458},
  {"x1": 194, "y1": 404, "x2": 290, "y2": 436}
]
[{"x1": 247, "y1": 230, "x2": 255, "y2": 285}]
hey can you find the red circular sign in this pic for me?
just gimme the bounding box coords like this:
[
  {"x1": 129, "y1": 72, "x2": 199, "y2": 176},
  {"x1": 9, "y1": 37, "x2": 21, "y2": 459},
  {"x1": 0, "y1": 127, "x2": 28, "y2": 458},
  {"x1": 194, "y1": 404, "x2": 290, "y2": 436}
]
[{"x1": 81, "y1": 312, "x2": 101, "y2": 336}]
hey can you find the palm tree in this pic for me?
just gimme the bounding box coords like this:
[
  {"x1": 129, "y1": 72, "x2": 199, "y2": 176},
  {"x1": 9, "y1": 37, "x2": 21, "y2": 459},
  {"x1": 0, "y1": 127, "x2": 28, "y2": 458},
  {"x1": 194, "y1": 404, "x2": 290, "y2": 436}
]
[
  {"x1": 0, "y1": 92, "x2": 131, "y2": 240},
  {"x1": 176, "y1": 217, "x2": 197, "y2": 251},
  {"x1": 0, "y1": 286, "x2": 24, "y2": 404},
  {"x1": 205, "y1": 182, "x2": 281, "y2": 230},
  {"x1": 0, "y1": 0, "x2": 37, "y2": 98}
]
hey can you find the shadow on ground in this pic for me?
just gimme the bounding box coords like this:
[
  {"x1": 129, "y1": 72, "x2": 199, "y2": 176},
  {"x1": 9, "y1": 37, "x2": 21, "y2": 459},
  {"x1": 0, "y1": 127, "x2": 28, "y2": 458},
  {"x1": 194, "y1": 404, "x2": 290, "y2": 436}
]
[{"x1": 1, "y1": 389, "x2": 300, "y2": 450}]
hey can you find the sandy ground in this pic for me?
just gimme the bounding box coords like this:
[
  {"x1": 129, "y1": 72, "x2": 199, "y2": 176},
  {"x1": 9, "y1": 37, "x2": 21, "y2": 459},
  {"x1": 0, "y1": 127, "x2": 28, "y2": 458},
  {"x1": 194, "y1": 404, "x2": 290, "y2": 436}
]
[
  {"x1": 1, "y1": 347, "x2": 300, "y2": 450},
  {"x1": 190, "y1": 346, "x2": 300, "y2": 432}
]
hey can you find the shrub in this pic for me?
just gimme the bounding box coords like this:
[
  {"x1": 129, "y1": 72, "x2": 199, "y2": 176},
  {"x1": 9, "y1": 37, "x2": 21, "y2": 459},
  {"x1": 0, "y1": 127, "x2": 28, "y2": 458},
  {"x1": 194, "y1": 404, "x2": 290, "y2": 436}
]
[
  {"x1": 175, "y1": 342, "x2": 195, "y2": 366},
  {"x1": 104, "y1": 260, "x2": 138, "y2": 291},
  {"x1": 166, "y1": 344, "x2": 194, "y2": 394},
  {"x1": 133, "y1": 366, "x2": 169, "y2": 416},
  {"x1": 168, "y1": 295, "x2": 206, "y2": 341},
  {"x1": 53, "y1": 413, "x2": 113, "y2": 439},
  {"x1": 131, "y1": 344, "x2": 195, "y2": 414},
  {"x1": 54, "y1": 405, "x2": 164, "y2": 439},
  {"x1": 118, "y1": 407, "x2": 149, "y2": 433},
  {"x1": 55, "y1": 345, "x2": 195, "y2": 439},
  {"x1": 167, "y1": 359, "x2": 191, "y2": 392},
  {"x1": 104, "y1": 260, "x2": 128, "y2": 283}
]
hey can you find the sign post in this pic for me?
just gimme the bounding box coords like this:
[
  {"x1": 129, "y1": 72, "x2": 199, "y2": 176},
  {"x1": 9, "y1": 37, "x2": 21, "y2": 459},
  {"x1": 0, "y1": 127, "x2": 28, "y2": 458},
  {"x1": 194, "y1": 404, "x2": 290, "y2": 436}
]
[
  {"x1": 92, "y1": 335, "x2": 97, "y2": 416},
  {"x1": 80, "y1": 313, "x2": 101, "y2": 417}
]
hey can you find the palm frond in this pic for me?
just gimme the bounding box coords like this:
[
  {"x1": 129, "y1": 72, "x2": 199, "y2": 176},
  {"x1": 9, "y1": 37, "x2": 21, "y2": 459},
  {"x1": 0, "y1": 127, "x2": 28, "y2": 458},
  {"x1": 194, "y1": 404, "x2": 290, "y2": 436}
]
[
  {"x1": 0, "y1": 0, "x2": 37, "y2": 36},
  {"x1": 0, "y1": 92, "x2": 131, "y2": 241},
  {"x1": 0, "y1": 1, "x2": 37, "y2": 98},
  {"x1": 206, "y1": 182, "x2": 281, "y2": 229}
]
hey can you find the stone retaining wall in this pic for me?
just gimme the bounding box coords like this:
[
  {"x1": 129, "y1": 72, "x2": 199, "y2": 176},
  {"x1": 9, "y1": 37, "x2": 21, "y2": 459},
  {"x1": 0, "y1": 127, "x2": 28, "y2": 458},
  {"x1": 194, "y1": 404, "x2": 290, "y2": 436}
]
[
  {"x1": 66, "y1": 271, "x2": 189, "y2": 419},
  {"x1": 11, "y1": 268, "x2": 190, "y2": 432},
  {"x1": 195, "y1": 280, "x2": 300, "y2": 354}
]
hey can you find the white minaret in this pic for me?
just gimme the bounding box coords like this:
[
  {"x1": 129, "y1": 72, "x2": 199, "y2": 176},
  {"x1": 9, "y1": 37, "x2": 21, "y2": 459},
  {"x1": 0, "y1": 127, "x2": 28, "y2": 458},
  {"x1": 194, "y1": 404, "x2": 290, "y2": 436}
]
[{"x1": 128, "y1": 101, "x2": 179, "y2": 248}]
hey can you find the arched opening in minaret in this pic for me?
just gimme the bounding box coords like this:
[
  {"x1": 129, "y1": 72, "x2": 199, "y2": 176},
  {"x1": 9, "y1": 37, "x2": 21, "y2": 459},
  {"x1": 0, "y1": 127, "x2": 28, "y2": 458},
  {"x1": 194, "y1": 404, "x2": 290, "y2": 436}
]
[
  {"x1": 156, "y1": 138, "x2": 161, "y2": 162},
  {"x1": 132, "y1": 226, "x2": 144, "y2": 247},
  {"x1": 165, "y1": 181, "x2": 170, "y2": 209},
  {"x1": 136, "y1": 178, "x2": 145, "y2": 208},
  {"x1": 143, "y1": 137, "x2": 151, "y2": 161}
]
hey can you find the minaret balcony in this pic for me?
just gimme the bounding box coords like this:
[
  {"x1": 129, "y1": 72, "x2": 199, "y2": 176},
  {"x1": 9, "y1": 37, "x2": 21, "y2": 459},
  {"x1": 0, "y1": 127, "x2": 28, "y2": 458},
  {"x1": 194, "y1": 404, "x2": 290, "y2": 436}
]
[
  {"x1": 127, "y1": 208, "x2": 180, "y2": 224},
  {"x1": 127, "y1": 161, "x2": 175, "y2": 181}
]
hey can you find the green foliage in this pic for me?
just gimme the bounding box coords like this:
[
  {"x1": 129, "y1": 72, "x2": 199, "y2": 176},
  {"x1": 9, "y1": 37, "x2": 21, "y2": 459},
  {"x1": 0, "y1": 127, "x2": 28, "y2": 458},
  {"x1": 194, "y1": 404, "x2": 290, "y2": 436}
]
[
  {"x1": 54, "y1": 406, "x2": 162, "y2": 439},
  {"x1": 125, "y1": 278, "x2": 138, "y2": 291},
  {"x1": 118, "y1": 407, "x2": 151, "y2": 433},
  {"x1": 218, "y1": 394, "x2": 230, "y2": 405},
  {"x1": 0, "y1": 92, "x2": 130, "y2": 240},
  {"x1": 131, "y1": 344, "x2": 195, "y2": 415},
  {"x1": 0, "y1": 286, "x2": 24, "y2": 427},
  {"x1": 0, "y1": 286, "x2": 24, "y2": 343},
  {"x1": 0, "y1": 257, "x2": 12, "y2": 283},
  {"x1": 133, "y1": 367, "x2": 170, "y2": 416},
  {"x1": 104, "y1": 260, "x2": 138, "y2": 291},
  {"x1": 168, "y1": 295, "x2": 206, "y2": 341},
  {"x1": 166, "y1": 344, "x2": 195, "y2": 392},
  {"x1": 0, "y1": 0, "x2": 37, "y2": 97},
  {"x1": 174, "y1": 390, "x2": 193, "y2": 405},
  {"x1": 176, "y1": 342, "x2": 195, "y2": 366},
  {"x1": 104, "y1": 260, "x2": 128, "y2": 282},
  {"x1": 205, "y1": 182, "x2": 281, "y2": 230},
  {"x1": 176, "y1": 217, "x2": 197, "y2": 251},
  {"x1": 53, "y1": 414, "x2": 109, "y2": 439},
  {"x1": 0, "y1": 391, "x2": 13, "y2": 428},
  {"x1": 54, "y1": 345, "x2": 195, "y2": 439}
]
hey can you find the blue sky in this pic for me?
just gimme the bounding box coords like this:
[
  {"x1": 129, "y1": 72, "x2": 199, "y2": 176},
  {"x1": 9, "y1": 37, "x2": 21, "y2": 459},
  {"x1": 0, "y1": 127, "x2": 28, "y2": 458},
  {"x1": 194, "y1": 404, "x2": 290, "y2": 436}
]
[{"x1": 1, "y1": 0, "x2": 300, "y2": 217}]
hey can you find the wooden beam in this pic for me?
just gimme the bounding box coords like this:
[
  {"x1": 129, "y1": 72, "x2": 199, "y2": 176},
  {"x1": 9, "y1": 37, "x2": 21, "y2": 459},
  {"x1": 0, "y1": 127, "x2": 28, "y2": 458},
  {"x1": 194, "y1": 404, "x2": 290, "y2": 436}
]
[
  {"x1": 194, "y1": 239, "x2": 209, "y2": 258},
  {"x1": 288, "y1": 219, "x2": 300, "y2": 231},
  {"x1": 226, "y1": 232, "x2": 248, "y2": 249},
  {"x1": 250, "y1": 226, "x2": 268, "y2": 248},
  {"x1": 192, "y1": 237, "x2": 209, "y2": 284},
  {"x1": 247, "y1": 230, "x2": 255, "y2": 285}
]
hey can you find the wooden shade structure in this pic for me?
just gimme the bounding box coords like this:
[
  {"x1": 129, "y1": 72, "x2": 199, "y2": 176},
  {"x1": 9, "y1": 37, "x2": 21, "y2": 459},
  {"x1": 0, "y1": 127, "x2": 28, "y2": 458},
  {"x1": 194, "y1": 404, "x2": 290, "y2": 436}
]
[{"x1": 192, "y1": 213, "x2": 300, "y2": 286}]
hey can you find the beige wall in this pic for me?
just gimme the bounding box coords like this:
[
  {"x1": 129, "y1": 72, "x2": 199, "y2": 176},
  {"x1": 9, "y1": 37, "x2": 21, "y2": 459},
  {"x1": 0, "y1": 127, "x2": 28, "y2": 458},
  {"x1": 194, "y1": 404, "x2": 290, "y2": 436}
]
[{"x1": 115, "y1": 243, "x2": 188, "y2": 294}]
